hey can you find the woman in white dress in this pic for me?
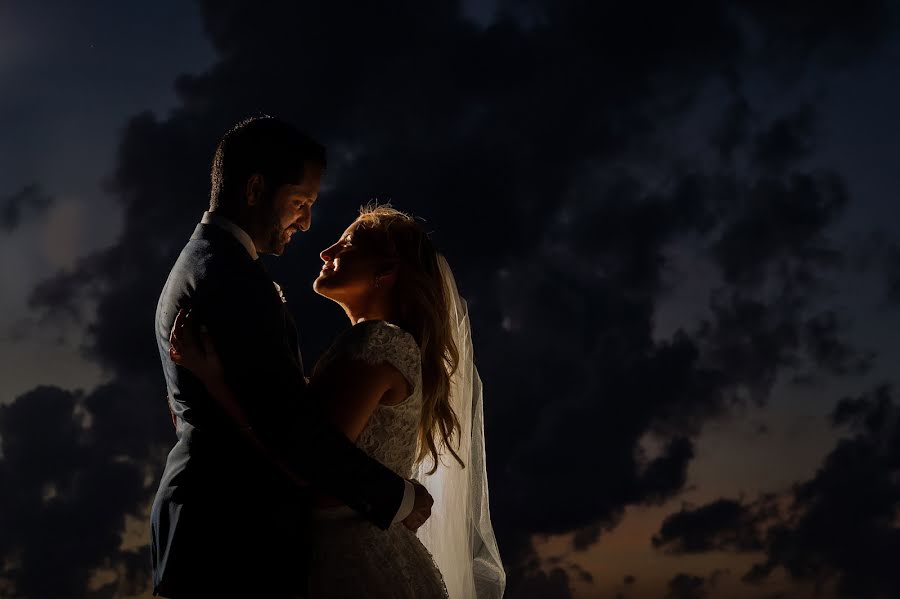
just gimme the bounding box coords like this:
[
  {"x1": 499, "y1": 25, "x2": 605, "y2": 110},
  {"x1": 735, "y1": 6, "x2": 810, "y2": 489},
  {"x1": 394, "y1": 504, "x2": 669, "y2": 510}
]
[{"x1": 169, "y1": 205, "x2": 505, "y2": 598}]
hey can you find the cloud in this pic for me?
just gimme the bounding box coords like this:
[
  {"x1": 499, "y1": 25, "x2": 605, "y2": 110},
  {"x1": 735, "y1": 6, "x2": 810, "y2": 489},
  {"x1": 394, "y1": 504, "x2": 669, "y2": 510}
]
[
  {"x1": 663, "y1": 569, "x2": 729, "y2": 598},
  {"x1": 855, "y1": 233, "x2": 900, "y2": 306},
  {"x1": 652, "y1": 497, "x2": 774, "y2": 554},
  {"x1": 801, "y1": 310, "x2": 875, "y2": 377},
  {"x1": 743, "y1": 384, "x2": 900, "y2": 598},
  {"x1": 665, "y1": 573, "x2": 708, "y2": 599},
  {"x1": 739, "y1": 1, "x2": 898, "y2": 69},
  {"x1": 0, "y1": 383, "x2": 170, "y2": 598},
  {"x1": 653, "y1": 384, "x2": 900, "y2": 598},
  {"x1": 711, "y1": 97, "x2": 753, "y2": 162},
  {"x1": 502, "y1": 532, "x2": 575, "y2": 599},
  {"x1": 886, "y1": 243, "x2": 900, "y2": 304},
  {"x1": 708, "y1": 170, "x2": 847, "y2": 290},
  {"x1": 6, "y1": 1, "x2": 900, "y2": 596},
  {"x1": 751, "y1": 105, "x2": 816, "y2": 172},
  {"x1": 0, "y1": 184, "x2": 54, "y2": 232}
]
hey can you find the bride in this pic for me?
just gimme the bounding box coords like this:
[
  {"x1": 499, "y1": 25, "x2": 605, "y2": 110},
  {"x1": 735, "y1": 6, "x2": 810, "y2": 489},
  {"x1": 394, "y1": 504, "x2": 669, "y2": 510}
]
[{"x1": 169, "y1": 205, "x2": 505, "y2": 598}]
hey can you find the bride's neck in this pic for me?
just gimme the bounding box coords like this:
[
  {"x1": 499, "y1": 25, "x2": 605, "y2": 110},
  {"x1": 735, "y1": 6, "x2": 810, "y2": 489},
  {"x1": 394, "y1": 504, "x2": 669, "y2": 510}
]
[{"x1": 340, "y1": 296, "x2": 397, "y2": 326}]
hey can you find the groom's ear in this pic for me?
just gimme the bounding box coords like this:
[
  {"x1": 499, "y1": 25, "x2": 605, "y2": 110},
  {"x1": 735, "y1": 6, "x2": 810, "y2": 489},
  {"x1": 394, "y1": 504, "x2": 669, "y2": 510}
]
[{"x1": 245, "y1": 173, "x2": 265, "y2": 206}]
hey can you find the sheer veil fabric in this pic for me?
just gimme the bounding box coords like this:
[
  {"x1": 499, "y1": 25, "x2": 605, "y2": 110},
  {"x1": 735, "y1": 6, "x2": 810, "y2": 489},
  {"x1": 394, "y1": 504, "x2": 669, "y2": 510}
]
[{"x1": 415, "y1": 255, "x2": 506, "y2": 599}]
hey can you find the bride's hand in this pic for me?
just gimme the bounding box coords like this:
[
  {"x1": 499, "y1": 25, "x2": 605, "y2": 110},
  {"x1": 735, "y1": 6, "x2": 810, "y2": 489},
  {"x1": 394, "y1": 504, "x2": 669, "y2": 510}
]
[{"x1": 169, "y1": 308, "x2": 223, "y2": 383}]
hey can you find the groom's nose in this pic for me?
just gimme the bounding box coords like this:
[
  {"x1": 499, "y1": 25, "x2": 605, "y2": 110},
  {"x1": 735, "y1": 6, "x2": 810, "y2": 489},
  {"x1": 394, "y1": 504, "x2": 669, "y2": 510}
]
[{"x1": 297, "y1": 208, "x2": 311, "y2": 232}]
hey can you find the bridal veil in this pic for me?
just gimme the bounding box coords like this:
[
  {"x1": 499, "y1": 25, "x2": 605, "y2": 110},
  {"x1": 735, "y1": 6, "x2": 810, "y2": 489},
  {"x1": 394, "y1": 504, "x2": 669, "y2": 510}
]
[{"x1": 414, "y1": 255, "x2": 506, "y2": 599}]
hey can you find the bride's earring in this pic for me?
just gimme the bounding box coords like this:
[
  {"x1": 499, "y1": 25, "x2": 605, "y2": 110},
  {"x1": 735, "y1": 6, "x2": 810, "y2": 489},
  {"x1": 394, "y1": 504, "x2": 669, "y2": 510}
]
[{"x1": 375, "y1": 278, "x2": 381, "y2": 289}]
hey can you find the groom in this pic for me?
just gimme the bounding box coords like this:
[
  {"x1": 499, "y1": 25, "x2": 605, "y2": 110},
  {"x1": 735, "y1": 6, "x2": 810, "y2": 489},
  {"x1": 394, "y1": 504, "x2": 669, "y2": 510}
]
[{"x1": 150, "y1": 116, "x2": 433, "y2": 598}]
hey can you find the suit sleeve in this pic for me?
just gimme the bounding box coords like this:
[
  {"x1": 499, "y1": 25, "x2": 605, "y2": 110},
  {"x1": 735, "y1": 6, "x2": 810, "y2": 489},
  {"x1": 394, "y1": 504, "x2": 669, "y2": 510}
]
[{"x1": 196, "y1": 266, "x2": 406, "y2": 530}]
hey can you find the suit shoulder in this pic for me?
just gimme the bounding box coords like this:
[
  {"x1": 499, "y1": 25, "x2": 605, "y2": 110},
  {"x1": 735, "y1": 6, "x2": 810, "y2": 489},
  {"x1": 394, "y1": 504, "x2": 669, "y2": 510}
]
[
  {"x1": 157, "y1": 238, "x2": 251, "y2": 319},
  {"x1": 172, "y1": 238, "x2": 259, "y2": 291}
]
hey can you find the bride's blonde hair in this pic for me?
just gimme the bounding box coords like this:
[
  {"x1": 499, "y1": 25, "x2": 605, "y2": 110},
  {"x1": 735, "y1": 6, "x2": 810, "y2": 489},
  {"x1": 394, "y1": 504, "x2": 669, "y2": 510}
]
[{"x1": 355, "y1": 204, "x2": 464, "y2": 473}]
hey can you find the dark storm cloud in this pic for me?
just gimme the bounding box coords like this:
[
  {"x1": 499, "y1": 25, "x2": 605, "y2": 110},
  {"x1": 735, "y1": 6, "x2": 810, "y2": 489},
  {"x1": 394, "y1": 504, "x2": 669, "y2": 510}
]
[
  {"x1": 743, "y1": 384, "x2": 900, "y2": 598},
  {"x1": 708, "y1": 170, "x2": 847, "y2": 289},
  {"x1": 856, "y1": 234, "x2": 900, "y2": 306},
  {"x1": 651, "y1": 496, "x2": 775, "y2": 554},
  {"x1": 7, "y1": 1, "x2": 900, "y2": 597},
  {"x1": 886, "y1": 242, "x2": 900, "y2": 303},
  {"x1": 738, "y1": 0, "x2": 897, "y2": 68},
  {"x1": 751, "y1": 105, "x2": 816, "y2": 172},
  {"x1": 0, "y1": 184, "x2": 54, "y2": 232},
  {"x1": 664, "y1": 568, "x2": 729, "y2": 599},
  {"x1": 711, "y1": 97, "x2": 752, "y2": 162},
  {"x1": 665, "y1": 573, "x2": 708, "y2": 599},
  {"x1": 849, "y1": 231, "x2": 900, "y2": 307},
  {"x1": 0, "y1": 383, "x2": 170, "y2": 598},
  {"x1": 692, "y1": 166, "x2": 874, "y2": 394},
  {"x1": 801, "y1": 310, "x2": 875, "y2": 377},
  {"x1": 653, "y1": 384, "x2": 900, "y2": 598},
  {"x1": 569, "y1": 563, "x2": 593, "y2": 584},
  {"x1": 28, "y1": 252, "x2": 113, "y2": 323},
  {"x1": 502, "y1": 533, "x2": 574, "y2": 599},
  {"x1": 548, "y1": 556, "x2": 593, "y2": 585}
]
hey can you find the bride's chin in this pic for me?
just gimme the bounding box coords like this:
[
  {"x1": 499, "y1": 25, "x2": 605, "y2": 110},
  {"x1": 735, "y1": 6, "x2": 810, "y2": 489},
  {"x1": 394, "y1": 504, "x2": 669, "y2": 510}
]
[{"x1": 313, "y1": 278, "x2": 334, "y2": 298}]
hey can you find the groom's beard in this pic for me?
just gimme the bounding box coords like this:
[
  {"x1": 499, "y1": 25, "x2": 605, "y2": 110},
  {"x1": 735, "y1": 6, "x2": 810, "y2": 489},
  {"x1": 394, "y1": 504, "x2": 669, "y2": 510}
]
[{"x1": 260, "y1": 209, "x2": 290, "y2": 255}]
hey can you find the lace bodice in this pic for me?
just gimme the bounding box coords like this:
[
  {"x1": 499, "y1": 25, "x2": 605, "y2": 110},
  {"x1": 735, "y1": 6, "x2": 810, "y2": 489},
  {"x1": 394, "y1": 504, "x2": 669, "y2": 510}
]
[
  {"x1": 308, "y1": 321, "x2": 447, "y2": 599},
  {"x1": 314, "y1": 320, "x2": 423, "y2": 478}
]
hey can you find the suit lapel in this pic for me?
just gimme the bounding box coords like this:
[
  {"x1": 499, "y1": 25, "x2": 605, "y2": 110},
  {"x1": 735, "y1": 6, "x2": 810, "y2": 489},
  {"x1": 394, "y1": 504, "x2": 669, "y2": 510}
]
[
  {"x1": 252, "y1": 257, "x2": 307, "y2": 381},
  {"x1": 195, "y1": 222, "x2": 307, "y2": 381}
]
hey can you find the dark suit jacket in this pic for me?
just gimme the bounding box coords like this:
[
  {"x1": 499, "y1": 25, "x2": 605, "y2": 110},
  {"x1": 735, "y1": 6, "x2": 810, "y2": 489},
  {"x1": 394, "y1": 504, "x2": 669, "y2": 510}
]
[{"x1": 150, "y1": 222, "x2": 405, "y2": 597}]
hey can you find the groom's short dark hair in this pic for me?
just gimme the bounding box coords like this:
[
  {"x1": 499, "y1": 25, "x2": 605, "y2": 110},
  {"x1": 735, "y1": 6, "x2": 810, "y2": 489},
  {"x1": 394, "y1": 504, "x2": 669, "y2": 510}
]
[{"x1": 209, "y1": 115, "x2": 326, "y2": 212}]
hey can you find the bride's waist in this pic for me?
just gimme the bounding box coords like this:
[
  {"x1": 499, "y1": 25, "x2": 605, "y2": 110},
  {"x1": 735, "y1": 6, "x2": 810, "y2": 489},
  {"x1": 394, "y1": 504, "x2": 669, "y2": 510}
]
[
  {"x1": 310, "y1": 505, "x2": 361, "y2": 521},
  {"x1": 310, "y1": 506, "x2": 407, "y2": 535}
]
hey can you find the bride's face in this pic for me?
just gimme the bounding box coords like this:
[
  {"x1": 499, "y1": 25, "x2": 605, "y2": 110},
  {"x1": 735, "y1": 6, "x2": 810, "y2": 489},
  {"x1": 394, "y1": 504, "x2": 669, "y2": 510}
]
[{"x1": 313, "y1": 221, "x2": 385, "y2": 302}]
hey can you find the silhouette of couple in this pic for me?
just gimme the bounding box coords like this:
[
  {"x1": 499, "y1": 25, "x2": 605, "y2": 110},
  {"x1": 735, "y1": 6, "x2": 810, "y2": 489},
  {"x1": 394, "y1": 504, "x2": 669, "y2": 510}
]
[{"x1": 150, "y1": 116, "x2": 504, "y2": 598}]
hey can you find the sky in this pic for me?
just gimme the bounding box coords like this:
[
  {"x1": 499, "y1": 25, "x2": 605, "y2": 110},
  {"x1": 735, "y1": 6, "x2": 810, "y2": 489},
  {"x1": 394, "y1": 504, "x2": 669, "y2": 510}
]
[{"x1": 2, "y1": 1, "x2": 900, "y2": 598}]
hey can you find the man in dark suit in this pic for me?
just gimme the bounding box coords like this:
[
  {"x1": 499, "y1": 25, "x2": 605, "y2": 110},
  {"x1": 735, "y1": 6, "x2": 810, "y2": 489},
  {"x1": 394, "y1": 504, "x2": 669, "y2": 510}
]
[{"x1": 150, "y1": 116, "x2": 432, "y2": 598}]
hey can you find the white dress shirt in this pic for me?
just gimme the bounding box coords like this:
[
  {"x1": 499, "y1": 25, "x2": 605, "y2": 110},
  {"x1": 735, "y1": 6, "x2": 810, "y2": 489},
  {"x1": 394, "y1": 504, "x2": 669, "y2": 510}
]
[{"x1": 200, "y1": 211, "x2": 416, "y2": 524}]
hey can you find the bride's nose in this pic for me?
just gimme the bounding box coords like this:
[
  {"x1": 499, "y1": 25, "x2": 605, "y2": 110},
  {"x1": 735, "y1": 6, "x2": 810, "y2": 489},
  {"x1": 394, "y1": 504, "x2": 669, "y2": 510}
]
[{"x1": 320, "y1": 242, "x2": 338, "y2": 262}]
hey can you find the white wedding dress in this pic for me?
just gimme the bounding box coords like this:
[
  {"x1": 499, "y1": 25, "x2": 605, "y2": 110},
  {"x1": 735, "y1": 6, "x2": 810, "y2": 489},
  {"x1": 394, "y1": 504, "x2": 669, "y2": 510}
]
[{"x1": 307, "y1": 319, "x2": 449, "y2": 599}]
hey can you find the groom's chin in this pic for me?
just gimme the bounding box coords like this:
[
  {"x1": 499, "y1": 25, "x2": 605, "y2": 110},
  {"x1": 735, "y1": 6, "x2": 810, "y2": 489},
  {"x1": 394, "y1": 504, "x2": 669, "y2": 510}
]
[{"x1": 267, "y1": 240, "x2": 288, "y2": 256}]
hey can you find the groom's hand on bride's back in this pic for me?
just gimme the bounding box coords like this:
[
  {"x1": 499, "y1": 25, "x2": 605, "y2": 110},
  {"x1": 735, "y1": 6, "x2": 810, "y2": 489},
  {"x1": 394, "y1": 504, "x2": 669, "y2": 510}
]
[{"x1": 402, "y1": 480, "x2": 434, "y2": 531}]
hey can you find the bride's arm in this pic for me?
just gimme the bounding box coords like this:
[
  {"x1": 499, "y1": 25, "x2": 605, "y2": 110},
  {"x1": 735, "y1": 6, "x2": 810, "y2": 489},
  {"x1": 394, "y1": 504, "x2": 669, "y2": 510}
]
[
  {"x1": 304, "y1": 358, "x2": 410, "y2": 506},
  {"x1": 308, "y1": 358, "x2": 410, "y2": 442}
]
